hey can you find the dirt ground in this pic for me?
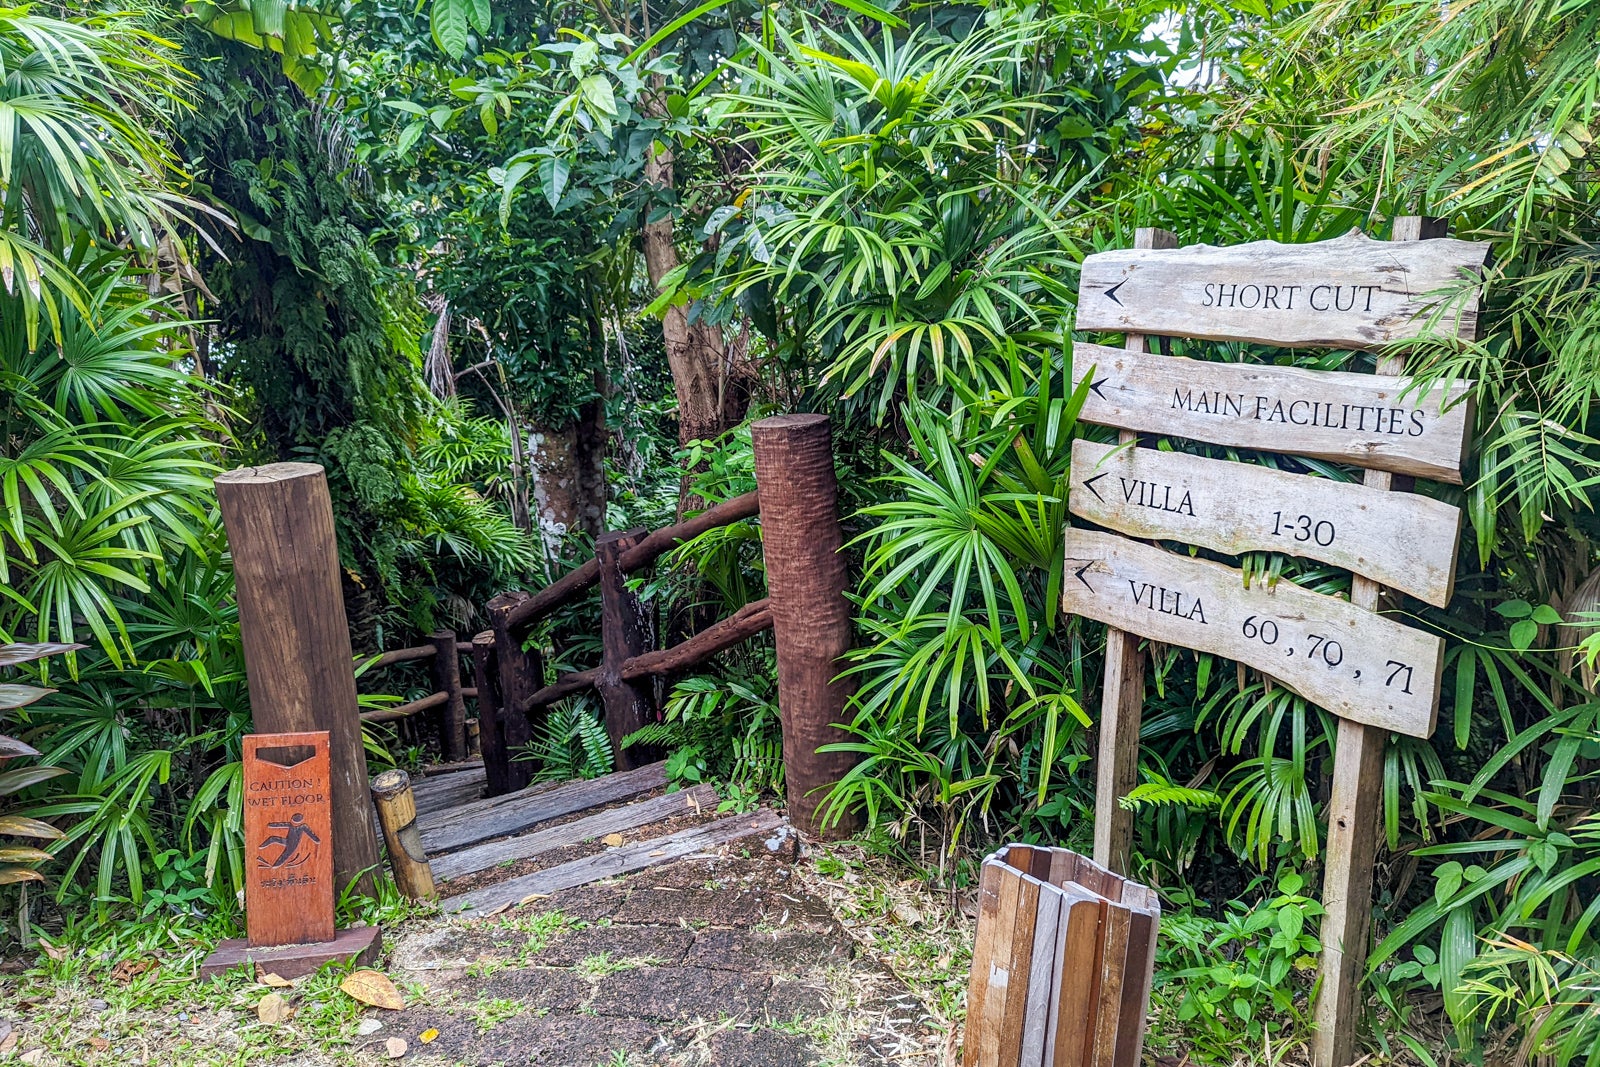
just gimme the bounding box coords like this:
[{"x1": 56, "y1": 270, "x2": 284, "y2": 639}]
[{"x1": 0, "y1": 837, "x2": 967, "y2": 1067}]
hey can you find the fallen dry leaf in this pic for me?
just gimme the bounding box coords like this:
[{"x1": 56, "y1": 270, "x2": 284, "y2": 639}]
[
  {"x1": 601, "y1": 833, "x2": 624, "y2": 847},
  {"x1": 109, "y1": 956, "x2": 157, "y2": 983},
  {"x1": 257, "y1": 970, "x2": 292, "y2": 988},
  {"x1": 87, "y1": 1037, "x2": 109, "y2": 1052},
  {"x1": 20, "y1": 1049, "x2": 45, "y2": 1065},
  {"x1": 0, "y1": 1030, "x2": 16, "y2": 1055},
  {"x1": 419, "y1": 1028, "x2": 439, "y2": 1044},
  {"x1": 257, "y1": 993, "x2": 291, "y2": 1025},
  {"x1": 384, "y1": 1036, "x2": 408, "y2": 1058},
  {"x1": 340, "y1": 969, "x2": 404, "y2": 1010},
  {"x1": 38, "y1": 941, "x2": 67, "y2": 962}
]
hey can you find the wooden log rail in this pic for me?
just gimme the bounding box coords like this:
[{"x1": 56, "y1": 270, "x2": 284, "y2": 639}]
[
  {"x1": 501, "y1": 490, "x2": 760, "y2": 634},
  {"x1": 351, "y1": 632, "x2": 473, "y2": 761},
  {"x1": 511, "y1": 598, "x2": 774, "y2": 718}
]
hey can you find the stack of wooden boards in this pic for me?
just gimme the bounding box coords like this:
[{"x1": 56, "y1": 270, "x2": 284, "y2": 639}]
[{"x1": 964, "y1": 845, "x2": 1159, "y2": 1067}]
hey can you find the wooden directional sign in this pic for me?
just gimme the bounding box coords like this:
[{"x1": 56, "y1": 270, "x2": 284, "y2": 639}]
[
  {"x1": 1069, "y1": 439, "x2": 1462, "y2": 607},
  {"x1": 1062, "y1": 529, "x2": 1443, "y2": 737},
  {"x1": 1076, "y1": 229, "x2": 1490, "y2": 348},
  {"x1": 1072, "y1": 343, "x2": 1472, "y2": 483},
  {"x1": 243, "y1": 731, "x2": 336, "y2": 947}
]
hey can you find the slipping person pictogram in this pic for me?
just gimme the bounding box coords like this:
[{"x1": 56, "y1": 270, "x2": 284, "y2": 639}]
[{"x1": 257, "y1": 812, "x2": 322, "y2": 869}]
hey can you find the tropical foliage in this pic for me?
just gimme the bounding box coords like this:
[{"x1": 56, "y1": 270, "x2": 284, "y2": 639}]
[{"x1": 3, "y1": 0, "x2": 1600, "y2": 1063}]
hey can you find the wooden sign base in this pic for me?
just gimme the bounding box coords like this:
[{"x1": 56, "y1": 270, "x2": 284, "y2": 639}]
[{"x1": 200, "y1": 924, "x2": 382, "y2": 980}]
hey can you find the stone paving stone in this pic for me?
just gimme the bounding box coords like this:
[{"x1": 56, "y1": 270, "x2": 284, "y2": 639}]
[
  {"x1": 685, "y1": 926, "x2": 851, "y2": 974},
  {"x1": 704, "y1": 1027, "x2": 821, "y2": 1067},
  {"x1": 530, "y1": 922, "x2": 697, "y2": 968},
  {"x1": 591, "y1": 964, "x2": 773, "y2": 1022}
]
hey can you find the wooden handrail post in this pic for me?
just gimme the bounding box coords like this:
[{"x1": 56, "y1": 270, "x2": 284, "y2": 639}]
[
  {"x1": 470, "y1": 631, "x2": 509, "y2": 795},
  {"x1": 750, "y1": 414, "x2": 861, "y2": 839},
  {"x1": 487, "y1": 592, "x2": 537, "y2": 792},
  {"x1": 429, "y1": 631, "x2": 467, "y2": 762},
  {"x1": 1092, "y1": 225, "x2": 1179, "y2": 875},
  {"x1": 214, "y1": 462, "x2": 381, "y2": 898},
  {"x1": 370, "y1": 769, "x2": 436, "y2": 901},
  {"x1": 596, "y1": 528, "x2": 658, "y2": 770}
]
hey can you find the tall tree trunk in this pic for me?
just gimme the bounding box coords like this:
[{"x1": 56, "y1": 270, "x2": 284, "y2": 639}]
[
  {"x1": 527, "y1": 398, "x2": 607, "y2": 558},
  {"x1": 641, "y1": 142, "x2": 745, "y2": 510}
]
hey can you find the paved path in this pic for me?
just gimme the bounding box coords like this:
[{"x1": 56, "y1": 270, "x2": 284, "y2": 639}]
[{"x1": 381, "y1": 849, "x2": 946, "y2": 1066}]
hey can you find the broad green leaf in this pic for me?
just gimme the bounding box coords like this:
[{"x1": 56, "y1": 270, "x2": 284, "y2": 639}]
[
  {"x1": 431, "y1": 0, "x2": 470, "y2": 59},
  {"x1": 539, "y1": 156, "x2": 570, "y2": 210},
  {"x1": 580, "y1": 74, "x2": 617, "y2": 117}
]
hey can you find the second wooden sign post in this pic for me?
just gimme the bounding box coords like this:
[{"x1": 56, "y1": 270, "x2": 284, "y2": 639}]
[{"x1": 1068, "y1": 220, "x2": 1487, "y2": 1067}]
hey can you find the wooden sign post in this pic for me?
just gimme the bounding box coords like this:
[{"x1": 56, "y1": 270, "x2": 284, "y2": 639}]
[
  {"x1": 1067, "y1": 221, "x2": 1487, "y2": 1066},
  {"x1": 201, "y1": 731, "x2": 382, "y2": 978}
]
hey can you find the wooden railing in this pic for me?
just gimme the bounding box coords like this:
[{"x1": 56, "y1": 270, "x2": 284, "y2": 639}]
[
  {"x1": 333, "y1": 413, "x2": 861, "y2": 839},
  {"x1": 471, "y1": 490, "x2": 771, "y2": 795},
  {"x1": 348, "y1": 492, "x2": 774, "y2": 783},
  {"x1": 352, "y1": 631, "x2": 474, "y2": 762}
]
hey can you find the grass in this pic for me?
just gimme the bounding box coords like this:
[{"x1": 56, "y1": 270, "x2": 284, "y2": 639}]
[
  {"x1": 575, "y1": 951, "x2": 663, "y2": 979},
  {"x1": 0, "y1": 875, "x2": 441, "y2": 1067},
  {"x1": 468, "y1": 994, "x2": 524, "y2": 1033}
]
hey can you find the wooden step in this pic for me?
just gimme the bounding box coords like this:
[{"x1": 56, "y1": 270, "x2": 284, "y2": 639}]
[
  {"x1": 412, "y1": 767, "x2": 485, "y2": 816},
  {"x1": 419, "y1": 761, "x2": 669, "y2": 855},
  {"x1": 432, "y1": 782, "x2": 718, "y2": 882},
  {"x1": 443, "y1": 808, "x2": 786, "y2": 920}
]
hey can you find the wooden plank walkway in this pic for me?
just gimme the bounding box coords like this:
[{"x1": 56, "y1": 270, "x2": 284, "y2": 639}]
[
  {"x1": 430, "y1": 783, "x2": 717, "y2": 881},
  {"x1": 420, "y1": 761, "x2": 669, "y2": 853},
  {"x1": 444, "y1": 808, "x2": 785, "y2": 919},
  {"x1": 398, "y1": 760, "x2": 784, "y2": 920},
  {"x1": 412, "y1": 763, "x2": 485, "y2": 816}
]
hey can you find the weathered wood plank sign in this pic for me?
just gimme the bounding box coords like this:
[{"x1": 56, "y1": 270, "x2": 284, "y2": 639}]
[
  {"x1": 1076, "y1": 229, "x2": 1490, "y2": 348},
  {"x1": 1072, "y1": 343, "x2": 1473, "y2": 482},
  {"x1": 1065, "y1": 219, "x2": 1485, "y2": 1067},
  {"x1": 1068, "y1": 439, "x2": 1462, "y2": 606},
  {"x1": 1063, "y1": 528, "x2": 1443, "y2": 737},
  {"x1": 243, "y1": 731, "x2": 336, "y2": 946}
]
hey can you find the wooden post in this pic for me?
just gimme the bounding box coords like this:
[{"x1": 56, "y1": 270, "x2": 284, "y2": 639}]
[
  {"x1": 487, "y1": 593, "x2": 537, "y2": 793},
  {"x1": 471, "y1": 631, "x2": 509, "y2": 795},
  {"x1": 429, "y1": 631, "x2": 467, "y2": 763},
  {"x1": 596, "y1": 528, "x2": 659, "y2": 771},
  {"x1": 1313, "y1": 215, "x2": 1448, "y2": 1067},
  {"x1": 1092, "y1": 227, "x2": 1178, "y2": 875},
  {"x1": 370, "y1": 769, "x2": 436, "y2": 901},
  {"x1": 750, "y1": 414, "x2": 860, "y2": 839},
  {"x1": 214, "y1": 463, "x2": 381, "y2": 898}
]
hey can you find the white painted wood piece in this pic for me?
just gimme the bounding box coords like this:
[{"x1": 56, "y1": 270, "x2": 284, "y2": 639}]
[
  {"x1": 1061, "y1": 528, "x2": 1443, "y2": 737},
  {"x1": 1071, "y1": 343, "x2": 1473, "y2": 483},
  {"x1": 1068, "y1": 439, "x2": 1462, "y2": 606},
  {"x1": 1075, "y1": 229, "x2": 1490, "y2": 347}
]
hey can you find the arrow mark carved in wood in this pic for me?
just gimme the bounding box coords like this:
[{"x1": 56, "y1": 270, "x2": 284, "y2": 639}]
[{"x1": 1072, "y1": 561, "x2": 1095, "y2": 592}]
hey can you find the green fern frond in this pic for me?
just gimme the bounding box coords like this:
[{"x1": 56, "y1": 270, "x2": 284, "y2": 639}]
[{"x1": 1119, "y1": 782, "x2": 1223, "y2": 812}]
